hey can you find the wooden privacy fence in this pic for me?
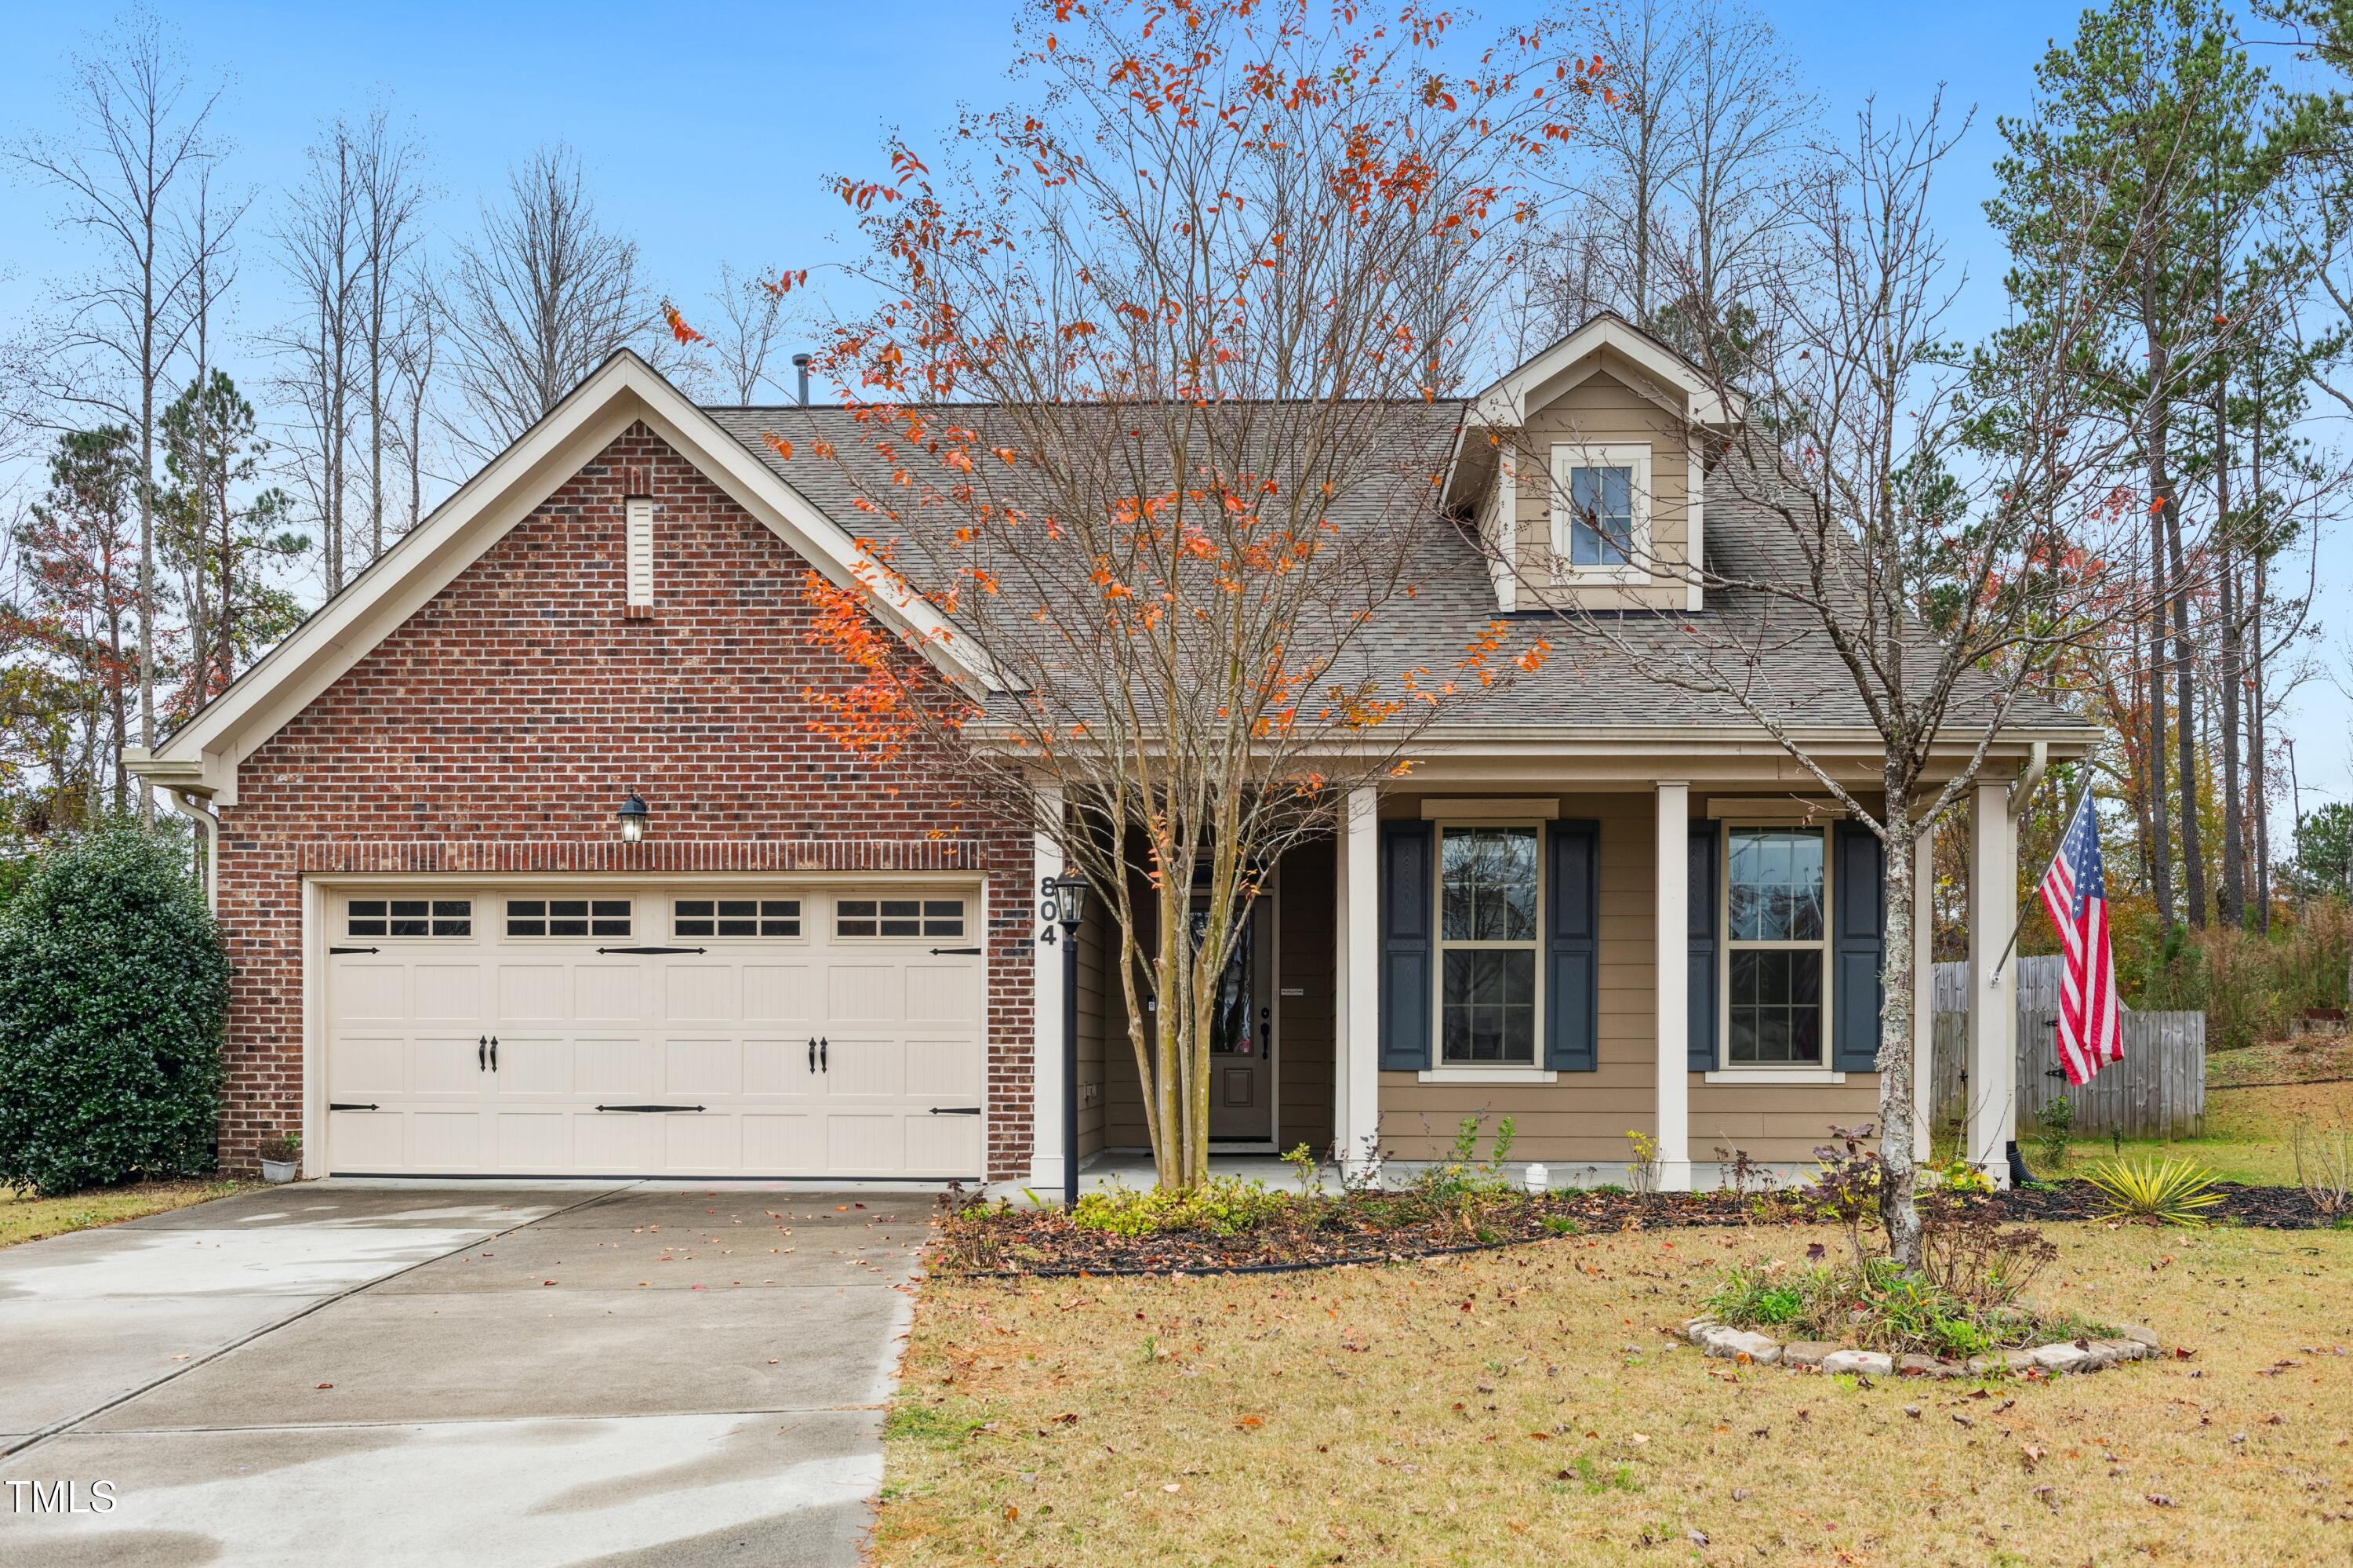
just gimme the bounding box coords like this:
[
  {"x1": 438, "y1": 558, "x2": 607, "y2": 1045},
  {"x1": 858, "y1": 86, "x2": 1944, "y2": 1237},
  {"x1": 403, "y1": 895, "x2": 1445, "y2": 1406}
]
[{"x1": 1929, "y1": 957, "x2": 2206, "y2": 1140}]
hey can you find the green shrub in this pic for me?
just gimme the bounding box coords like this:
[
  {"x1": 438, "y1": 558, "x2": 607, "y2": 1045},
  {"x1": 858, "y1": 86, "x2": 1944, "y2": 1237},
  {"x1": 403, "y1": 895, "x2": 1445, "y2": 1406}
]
[
  {"x1": 1071, "y1": 1175, "x2": 1292, "y2": 1237},
  {"x1": 0, "y1": 823, "x2": 228, "y2": 1195}
]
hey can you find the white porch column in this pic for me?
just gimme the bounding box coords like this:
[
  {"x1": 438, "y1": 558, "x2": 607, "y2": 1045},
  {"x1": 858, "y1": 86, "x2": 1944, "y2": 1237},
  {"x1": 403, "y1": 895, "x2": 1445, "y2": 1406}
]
[
  {"x1": 1967, "y1": 779, "x2": 2017, "y2": 1185},
  {"x1": 1912, "y1": 825, "x2": 1936, "y2": 1163},
  {"x1": 1027, "y1": 791, "x2": 1066, "y2": 1188},
  {"x1": 1339, "y1": 787, "x2": 1380, "y2": 1174},
  {"x1": 1653, "y1": 781, "x2": 1693, "y2": 1191}
]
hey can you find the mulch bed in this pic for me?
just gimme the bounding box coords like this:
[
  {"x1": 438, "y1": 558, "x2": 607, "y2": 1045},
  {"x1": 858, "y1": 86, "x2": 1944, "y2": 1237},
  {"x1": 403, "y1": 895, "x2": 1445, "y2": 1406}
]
[{"x1": 931, "y1": 1182, "x2": 2340, "y2": 1279}]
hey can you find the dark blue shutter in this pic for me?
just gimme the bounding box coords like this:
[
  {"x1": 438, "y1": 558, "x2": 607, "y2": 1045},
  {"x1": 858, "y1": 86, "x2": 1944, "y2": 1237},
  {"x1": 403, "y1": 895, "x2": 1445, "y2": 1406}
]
[
  {"x1": 1545, "y1": 820, "x2": 1600, "y2": 1072},
  {"x1": 1687, "y1": 822, "x2": 1719, "y2": 1071},
  {"x1": 1831, "y1": 821, "x2": 1886, "y2": 1072},
  {"x1": 1378, "y1": 821, "x2": 1433, "y2": 1071}
]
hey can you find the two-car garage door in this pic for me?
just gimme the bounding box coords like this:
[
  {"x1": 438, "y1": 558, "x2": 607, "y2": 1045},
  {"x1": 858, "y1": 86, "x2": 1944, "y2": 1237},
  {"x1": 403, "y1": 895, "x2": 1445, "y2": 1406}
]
[{"x1": 322, "y1": 885, "x2": 987, "y2": 1178}]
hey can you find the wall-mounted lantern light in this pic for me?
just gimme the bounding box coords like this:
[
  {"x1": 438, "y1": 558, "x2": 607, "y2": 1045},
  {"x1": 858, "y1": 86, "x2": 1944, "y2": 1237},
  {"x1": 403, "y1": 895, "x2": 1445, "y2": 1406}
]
[{"x1": 616, "y1": 791, "x2": 649, "y2": 844}]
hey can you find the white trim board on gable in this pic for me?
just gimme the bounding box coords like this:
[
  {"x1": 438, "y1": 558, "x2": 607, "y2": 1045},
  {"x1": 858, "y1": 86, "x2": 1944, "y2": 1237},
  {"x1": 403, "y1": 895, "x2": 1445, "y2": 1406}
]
[{"x1": 129, "y1": 351, "x2": 1002, "y2": 805}]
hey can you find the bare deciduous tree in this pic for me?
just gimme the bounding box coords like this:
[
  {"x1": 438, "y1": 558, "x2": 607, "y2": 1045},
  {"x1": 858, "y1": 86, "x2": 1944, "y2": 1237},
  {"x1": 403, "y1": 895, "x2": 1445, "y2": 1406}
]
[
  {"x1": 701, "y1": 262, "x2": 798, "y2": 404},
  {"x1": 9, "y1": 9, "x2": 224, "y2": 817},
  {"x1": 1526, "y1": 0, "x2": 1811, "y2": 364},
  {"x1": 355, "y1": 107, "x2": 428, "y2": 562},
  {"x1": 442, "y1": 144, "x2": 655, "y2": 458},
  {"x1": 1491, "y1": 100, "x2": 2224, "y2": 1264},
  {"x1": 267, "y1": 122, "x2": 362, "y2": 591}
]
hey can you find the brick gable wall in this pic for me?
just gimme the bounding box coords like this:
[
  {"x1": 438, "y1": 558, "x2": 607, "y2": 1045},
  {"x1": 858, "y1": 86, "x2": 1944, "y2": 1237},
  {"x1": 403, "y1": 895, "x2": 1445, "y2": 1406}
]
[{"x1": 214, "y1": 420, "x2": 1036, "y2": 1177}]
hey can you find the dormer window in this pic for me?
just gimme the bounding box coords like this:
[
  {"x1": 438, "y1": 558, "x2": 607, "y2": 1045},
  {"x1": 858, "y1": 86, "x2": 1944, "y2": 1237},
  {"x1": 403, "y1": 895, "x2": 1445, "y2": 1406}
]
[{"x1": 1550, "y1": 442, "x2": 1649, "y2": 579}]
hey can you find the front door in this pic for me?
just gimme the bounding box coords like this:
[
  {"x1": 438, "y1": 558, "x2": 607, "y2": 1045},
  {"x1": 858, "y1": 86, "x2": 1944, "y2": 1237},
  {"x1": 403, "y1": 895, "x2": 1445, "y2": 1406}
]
[{"x1": 1202, "y1": 898, "x2": 1275, "y2": 1141}]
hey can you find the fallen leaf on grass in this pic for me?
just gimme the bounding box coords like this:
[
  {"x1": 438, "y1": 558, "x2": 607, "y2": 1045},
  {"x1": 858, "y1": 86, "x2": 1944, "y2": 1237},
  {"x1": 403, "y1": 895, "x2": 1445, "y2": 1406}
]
[
  {"x1": 2147, "y1": 1493, "x2": 2177, "y2": 1508},
  {"x1": 1236, "y1": 1415, "x2": 1264, "y2": 1429},
  {"x1": 1162, "y1": 1482, "x2": 1182, "y2": 1493},
  {"x1": 315, "y1": 1382, "x2": 333, "y2": 1390}
]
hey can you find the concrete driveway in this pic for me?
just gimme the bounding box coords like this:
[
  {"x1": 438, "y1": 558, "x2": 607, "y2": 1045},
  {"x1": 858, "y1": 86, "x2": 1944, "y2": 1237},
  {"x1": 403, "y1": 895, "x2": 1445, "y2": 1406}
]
[{"x1": 0, "y1": 1182, "x2": 929, "y2": 1566}]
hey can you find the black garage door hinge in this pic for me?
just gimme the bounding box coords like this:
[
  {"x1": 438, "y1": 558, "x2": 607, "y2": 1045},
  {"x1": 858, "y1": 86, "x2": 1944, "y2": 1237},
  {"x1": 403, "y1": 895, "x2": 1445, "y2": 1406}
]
[
  {"x1": 329, "y1": 1101, "x2": 381, "y2": 1111},
  {"x1": 594, "y1": 1104, "x2": 708, "y2": 1113},
  {"x1": 928, "y1": 1106, "x2": 983, "y2": 1115},
  {"x1": 596, "y1": 945, "x2": 707, "y2": 955},
  {"x1": 329, "y1": 946, "x2": 380, "y2": 955},
  {"x1": 929, "y1": 946, "x2": 983, "y2": 955}
]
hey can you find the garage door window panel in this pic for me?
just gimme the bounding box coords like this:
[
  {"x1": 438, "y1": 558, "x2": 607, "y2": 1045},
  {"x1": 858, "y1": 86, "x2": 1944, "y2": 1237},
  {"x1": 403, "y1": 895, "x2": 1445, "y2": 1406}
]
[
  {"x1": 506, "y1": 898, "x2": 631, "y2": 938},
  {"x1": 674, "y1": 897, "x2": 802, "y2": 938},
  {"x1": 836, "y1": 897, "x2": 965, "y2": 938},
  {"x1": 349, "y1": 897, "x2": 472, "y2": 938}
]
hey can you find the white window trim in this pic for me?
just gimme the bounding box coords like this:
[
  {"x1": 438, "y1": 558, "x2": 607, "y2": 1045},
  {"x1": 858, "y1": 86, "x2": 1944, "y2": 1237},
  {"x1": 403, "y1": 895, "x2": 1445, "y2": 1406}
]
[
  {"x1": 1549, "y1": 441, "x2": 1651, "y2": 584},
  {"x1": 1719, "y1": 822, "x2": 1835, "y2": 1073},
  {"x1": 1431, "y1": 821, "x2": 1546, "y2": 1071},
  {"x1": 1419, "y1": 1066, "x2": 1559, "y2": 1085}
]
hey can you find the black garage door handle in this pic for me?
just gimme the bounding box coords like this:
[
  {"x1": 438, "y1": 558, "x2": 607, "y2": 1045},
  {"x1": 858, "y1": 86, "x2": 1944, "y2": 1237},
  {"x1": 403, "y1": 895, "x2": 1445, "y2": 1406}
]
[
  {"x1": 329, "y1": 1101, "x2": 380, "y2": 1111},
  {"x1": 595, "y1": 1104, "x2": 708, "y2": 1113},
  {"x1": 929, "y1": 1106, "x2": 982, "y2": 1115},
  {"x1": 597, "y1": 945, "x2": 708, "y2": 955}
]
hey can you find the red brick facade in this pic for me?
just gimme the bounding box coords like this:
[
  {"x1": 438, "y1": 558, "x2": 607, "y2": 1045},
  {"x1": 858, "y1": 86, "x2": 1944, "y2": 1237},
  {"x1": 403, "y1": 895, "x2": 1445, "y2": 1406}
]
[{"x1": 214, "y1": 422, "x2": 1036, "y2": 1177}]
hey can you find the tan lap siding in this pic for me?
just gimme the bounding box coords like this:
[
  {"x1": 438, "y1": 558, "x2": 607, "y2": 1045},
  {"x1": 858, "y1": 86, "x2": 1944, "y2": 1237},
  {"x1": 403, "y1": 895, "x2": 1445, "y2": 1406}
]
[
  {"x1": 1377, "y1": 792, "x2": 1657, "y2": 1165},
  {"x1": 1687, "y1": 1079, "x2": 1883, "y2": 1170},
  {"x1": 1376, "y1": 789, "x2": 1887, "y2": 1170}
]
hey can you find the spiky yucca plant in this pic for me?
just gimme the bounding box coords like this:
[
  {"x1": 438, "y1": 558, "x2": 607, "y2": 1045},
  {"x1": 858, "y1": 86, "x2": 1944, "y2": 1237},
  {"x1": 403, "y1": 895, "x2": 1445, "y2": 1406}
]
[{"x1": 2082, "y1": 1158, "x2": 2225, "y2": 1226}]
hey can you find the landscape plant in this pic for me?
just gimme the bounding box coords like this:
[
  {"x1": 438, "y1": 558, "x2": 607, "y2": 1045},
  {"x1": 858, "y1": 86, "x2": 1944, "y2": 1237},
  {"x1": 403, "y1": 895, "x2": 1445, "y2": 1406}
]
[
  {"x1": 2082, "y1": 1155, "x2": 2226, "y2": 1224},
  {"x1": 0, "y1": 820, "x2": 228, "y2": 1195}
]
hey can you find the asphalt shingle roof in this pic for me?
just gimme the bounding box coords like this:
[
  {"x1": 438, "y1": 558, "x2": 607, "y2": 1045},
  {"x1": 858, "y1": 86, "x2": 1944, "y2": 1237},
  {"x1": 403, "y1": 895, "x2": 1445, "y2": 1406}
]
[{"x1": 701, "y1": 401, "x2": 2089, "y2": 737}]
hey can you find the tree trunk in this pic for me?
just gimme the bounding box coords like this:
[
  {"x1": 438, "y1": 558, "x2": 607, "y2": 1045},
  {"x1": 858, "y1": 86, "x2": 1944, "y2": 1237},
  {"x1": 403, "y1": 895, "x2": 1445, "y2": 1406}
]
[
  {"x1": 2249, "y1": 381, "x2": 2271, "y2": 934},
  {"x1": 2169, "y1": 486, "x2": 2202, "y2": 929},
  {"x1": 1877, "y1": 791, "x2": 1921, "y2": 1271}
]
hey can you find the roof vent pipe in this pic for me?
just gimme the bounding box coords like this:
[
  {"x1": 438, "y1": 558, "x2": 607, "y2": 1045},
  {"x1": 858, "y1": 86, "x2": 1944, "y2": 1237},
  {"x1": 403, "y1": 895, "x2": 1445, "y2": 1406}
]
[{"x1": 791, "y1": 352, "x2": 812, "y2": 406}]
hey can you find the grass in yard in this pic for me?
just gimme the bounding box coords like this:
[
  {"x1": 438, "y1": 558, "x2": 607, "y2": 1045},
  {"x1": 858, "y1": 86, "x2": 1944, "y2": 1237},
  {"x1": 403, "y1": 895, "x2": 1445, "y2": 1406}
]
[
  {"x1": 0, "y1": 1179, "x2": 242, "y2": 1249},
  {"x1": 876, "y1": 1222, "x2": 2353, "y2": 1566},
  {"x1": 2208, "y1": 1029, "x2": 2353, "y2": 1090},
  {"x1": 2034, "y1": 1079, "x2": 2353, "y2": 1187}
]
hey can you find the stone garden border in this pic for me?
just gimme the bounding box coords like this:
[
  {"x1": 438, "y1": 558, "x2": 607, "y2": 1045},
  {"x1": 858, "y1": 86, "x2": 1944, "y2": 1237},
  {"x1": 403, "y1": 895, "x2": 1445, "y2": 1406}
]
[{"x1": 1683, "y1": 1316, "x2": 2162, "y2": 1378}]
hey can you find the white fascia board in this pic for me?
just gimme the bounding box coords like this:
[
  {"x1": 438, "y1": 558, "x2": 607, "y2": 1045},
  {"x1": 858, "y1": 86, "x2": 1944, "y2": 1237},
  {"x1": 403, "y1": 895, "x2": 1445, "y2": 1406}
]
[
  {"x1": 1470, "y1": 315, "x2": 1743, "y2": 430},
  {"x1": 147, "y1": 351, "x2": 1002, "y2": 802}
]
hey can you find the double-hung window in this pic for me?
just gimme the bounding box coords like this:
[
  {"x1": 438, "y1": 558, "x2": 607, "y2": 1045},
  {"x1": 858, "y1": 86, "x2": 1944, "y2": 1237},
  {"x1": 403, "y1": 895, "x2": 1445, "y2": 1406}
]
[
  {"x1": 1550, "y1": 443, "x2": 1649, "y2": 575},
  {"x1": 1436, "y1": 827, "x2": 1540, "y2": 1064},
  {"x1": 1725, "y1": 826, "x2": 1827, "y2": 1065}
]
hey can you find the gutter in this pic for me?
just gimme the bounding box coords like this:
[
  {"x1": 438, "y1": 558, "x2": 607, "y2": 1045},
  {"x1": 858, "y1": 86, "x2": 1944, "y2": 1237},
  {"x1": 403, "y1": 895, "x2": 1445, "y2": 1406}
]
[{"x1": 165, "y1": 790, "x2": 220, "y2": 914}]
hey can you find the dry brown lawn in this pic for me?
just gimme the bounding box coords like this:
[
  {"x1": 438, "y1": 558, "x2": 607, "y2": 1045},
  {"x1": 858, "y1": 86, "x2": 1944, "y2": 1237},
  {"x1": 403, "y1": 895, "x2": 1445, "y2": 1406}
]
[
  {"x1": 0, "y1": 1178, "x2": 241, "y2": 1248},
  {"x1": 875, "y1": 1221, "x2": 2353, "y2": 1566}
]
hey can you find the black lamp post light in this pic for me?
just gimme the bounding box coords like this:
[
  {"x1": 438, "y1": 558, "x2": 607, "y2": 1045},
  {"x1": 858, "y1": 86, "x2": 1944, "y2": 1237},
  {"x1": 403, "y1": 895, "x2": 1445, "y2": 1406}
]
[
  {"x1": 616, "y1": 790, "x2": 649, "y2": 844},
  {"x1": 1040, "y1": 870, "x2": 1090, "y2": 1209}
]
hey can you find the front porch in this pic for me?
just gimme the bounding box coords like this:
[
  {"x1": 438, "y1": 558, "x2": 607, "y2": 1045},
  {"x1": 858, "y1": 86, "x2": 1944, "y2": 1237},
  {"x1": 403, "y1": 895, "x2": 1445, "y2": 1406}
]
[{"x1": 1026, "y1": 771, "x2": 2038, "y2": 1195}]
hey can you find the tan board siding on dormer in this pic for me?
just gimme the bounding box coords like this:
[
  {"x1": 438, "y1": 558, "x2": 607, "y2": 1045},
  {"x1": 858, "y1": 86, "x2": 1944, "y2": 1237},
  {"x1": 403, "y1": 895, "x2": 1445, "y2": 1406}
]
[{"x1": 1508, "y1": 353, "x2": 1691, "y2": 614}]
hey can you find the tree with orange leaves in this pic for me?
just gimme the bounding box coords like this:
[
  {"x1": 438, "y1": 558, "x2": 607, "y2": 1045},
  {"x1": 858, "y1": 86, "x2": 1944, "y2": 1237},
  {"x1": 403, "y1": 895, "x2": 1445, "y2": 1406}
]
[{"x1": 767, "y1": 0, "x2": 1590, "y2": 1188}]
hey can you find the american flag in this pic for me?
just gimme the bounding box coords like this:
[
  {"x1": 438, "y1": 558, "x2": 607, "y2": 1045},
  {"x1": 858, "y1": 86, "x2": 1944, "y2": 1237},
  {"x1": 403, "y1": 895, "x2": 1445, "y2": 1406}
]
[{"x1": 2038, "y1": 790, "x2": 2124, "y2": 1086}]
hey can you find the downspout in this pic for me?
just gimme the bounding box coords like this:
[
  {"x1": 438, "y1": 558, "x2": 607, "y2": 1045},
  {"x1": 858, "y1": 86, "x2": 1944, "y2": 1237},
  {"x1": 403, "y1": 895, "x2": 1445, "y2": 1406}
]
[{"x1": 167, "y1": 790, "x2": 220, "y2": 914}]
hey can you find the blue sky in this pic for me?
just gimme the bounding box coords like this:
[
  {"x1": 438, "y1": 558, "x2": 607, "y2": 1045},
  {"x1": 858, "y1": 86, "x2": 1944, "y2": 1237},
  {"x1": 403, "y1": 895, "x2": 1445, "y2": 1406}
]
[{"x1": 3, "y1": 1, "x2": 2348, "y2": 816}]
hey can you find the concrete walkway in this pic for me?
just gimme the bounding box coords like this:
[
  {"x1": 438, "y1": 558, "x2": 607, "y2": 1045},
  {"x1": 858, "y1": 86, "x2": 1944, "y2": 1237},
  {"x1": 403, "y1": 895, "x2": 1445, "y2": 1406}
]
[{"x1": 0, "y1": 1181, "x2": 929, "y2": 1566}]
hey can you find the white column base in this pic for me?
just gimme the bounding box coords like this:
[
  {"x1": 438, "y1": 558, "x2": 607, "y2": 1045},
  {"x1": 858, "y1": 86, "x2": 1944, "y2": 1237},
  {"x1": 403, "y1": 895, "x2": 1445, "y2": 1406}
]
[
  {"x1": 1653, "y1": 1160, "x2": 1694, "y2": 1194},
  {"x1": 1027, "y1": 1154, "x2": 1067, "y2": 1191}
]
